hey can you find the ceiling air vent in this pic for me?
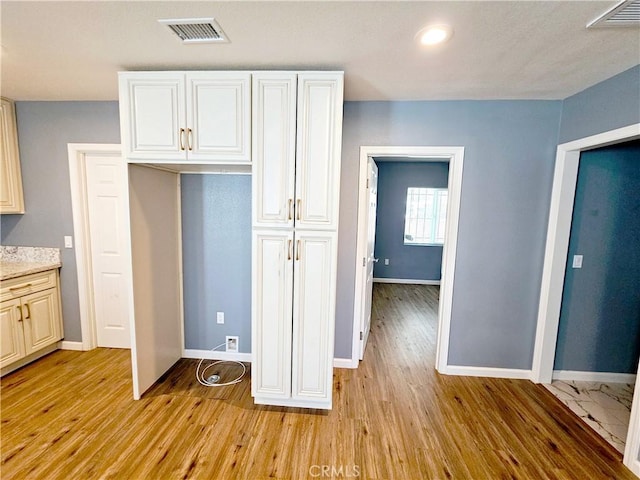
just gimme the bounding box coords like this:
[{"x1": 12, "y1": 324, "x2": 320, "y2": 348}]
[
  {"x1": 159, "y1": 18, "x2": 229, "y2": 44},
  {"x1": 587, "y1": 0, "x2": 640, "y2": 28}
]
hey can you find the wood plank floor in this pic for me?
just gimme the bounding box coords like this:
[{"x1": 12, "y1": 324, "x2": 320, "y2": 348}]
[{"x1": 1, "y1": 283, "x2": 635, "y2": 479}]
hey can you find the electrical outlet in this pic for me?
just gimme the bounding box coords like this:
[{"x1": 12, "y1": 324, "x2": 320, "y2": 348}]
[
  {"x1": 64, "y1": 236, "x2": 73, "y2": 249},
  {"x1": 216, "y1": 312, "x2": 224, "y2": 324},
  {"x1": 226, "y1": 336, "x2": 238, "y2": 353},
  {"x1": 384, "y1": 258, "x2": 389, "y2": 265}
]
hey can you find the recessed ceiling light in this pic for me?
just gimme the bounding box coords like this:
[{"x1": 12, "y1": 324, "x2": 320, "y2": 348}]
[{"x1": 416, "y1": 24, "x2": 454, "y2": 46}]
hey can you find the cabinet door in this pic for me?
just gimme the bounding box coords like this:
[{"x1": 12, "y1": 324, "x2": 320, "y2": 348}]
[
  {"x1": 295, "y1": 73, "x2": 344, "y2": 231},
  {"x1": 118, "y1": 73, "x2": 187, "y2": 160},
  {"x1": 186, "y1": 72, "x2": 251, "y2": 162},
  {"x1": 0, "y1": 98, "x2": 25, "y2": 214},
  {"x1": 291, "y1": 231, "x2": 337, "y2": 409},
  {"x1": 22, "y1": 288, "x2": 62, "y2": 355},
  {"x1": 0, "y1": 299, "x2": 25, "y2": 368},
  {"x1": 252, "y1": 74, "x2": 297, "y2": 228},
  {"x1": 252, "y1": 230, "x2": 294, "y2": 400}
]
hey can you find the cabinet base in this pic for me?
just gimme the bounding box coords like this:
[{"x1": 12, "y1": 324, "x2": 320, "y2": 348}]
[
  {"x1": 1, "y1": 342, "x2": 60, "y2": 377},
  {"x1": 253, "y1": 395, "x2": 331, "y2": 411}
]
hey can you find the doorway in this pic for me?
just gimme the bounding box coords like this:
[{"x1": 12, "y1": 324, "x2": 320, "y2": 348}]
[
  {"x1": 352, "y1": 146, "x2": 464, "y2": 372},
  {"x1": 531, "y1": 123, "x2": 640, "y2": 474},
  {"x1": 68, "y1": 144, "x2": 132, "y2": 350}
]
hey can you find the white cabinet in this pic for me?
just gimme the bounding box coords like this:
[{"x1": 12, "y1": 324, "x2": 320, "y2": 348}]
[
  {"x1": 0, "y1": 97, "x2": 25, "y2": 214},
  {"x1": 251, "y1": 230, "x2": 294, "y2": 400},
  {"x1": 295, "y1": 74, "x2": 343, "y2": 231},
  {"x1": 252, "y1": 73, "x2": 343, "y2": 231},
  {"x1": 0, "y1": 299, "x2": 25, "y2": 366},
  {"x1": 291, "y1": 232, "x2": 337, "y2": 404},
  {"x1": 119, "y1": 72, "x2": 250, "y2": 163},
  {"x1": 252, "y1": 74, "x2": 297, "y2": 228},
  {"x1": 252, "y1": 72, "x2": 343, "y2": 410},
  {"x1": 0, "y1": 270, "x2": 63, "y2": 371}
]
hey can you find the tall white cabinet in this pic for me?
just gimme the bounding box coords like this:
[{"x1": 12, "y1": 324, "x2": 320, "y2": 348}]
[
  {"x1": 118, "y1": 70, "x2": 343, "y2": 409},
  {"x1": 251, "y1": 72, "x2": 343, "y2": 409}
]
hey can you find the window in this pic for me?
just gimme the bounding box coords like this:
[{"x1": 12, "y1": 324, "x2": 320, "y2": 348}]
[{"x1": 404, "y1": 187, "x2": 448, "y2": 245}]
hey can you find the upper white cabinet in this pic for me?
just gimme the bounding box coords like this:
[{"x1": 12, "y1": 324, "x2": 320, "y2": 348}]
[
  {"x1": 252, "y1": 73, "x2": 343, "y2": 230},
  {"x1": 295, "y1": 74, "x2": 344, "y2": 231},
  {"x1": 0, "y1": 97, "x2": 25, "y2": 214},
  {"x1": 252, "y1": 74, "x2": 297, "y2": 228},
  {"x1": 119, "y1": 72, "x2": 250, "y2": 163}
]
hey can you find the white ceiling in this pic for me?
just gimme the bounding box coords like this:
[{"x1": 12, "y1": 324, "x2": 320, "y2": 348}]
[{"x1": 1, "y1": 1, "x2": 638, "y2": 101}]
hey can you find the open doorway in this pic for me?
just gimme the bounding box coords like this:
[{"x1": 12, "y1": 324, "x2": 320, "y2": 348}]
[
  {"x1": 532, "y1": 123, "x2": 640, "y2": 474},
  {"x1": 352, "y1": 146, "x2": 464, "y2": 372},
  {"x1": 542, "y1": 139, "x2": 640, "y2": 454}
]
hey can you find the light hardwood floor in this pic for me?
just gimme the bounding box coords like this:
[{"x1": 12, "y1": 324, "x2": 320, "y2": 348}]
[{"x1": 1, "y1": 283, "x2": 635, "y2": 479}]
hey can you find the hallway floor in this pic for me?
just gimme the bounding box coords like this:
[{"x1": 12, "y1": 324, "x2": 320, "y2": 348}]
[{"x1": 543, "y1": 380, "x2": 634, "y2": 453}]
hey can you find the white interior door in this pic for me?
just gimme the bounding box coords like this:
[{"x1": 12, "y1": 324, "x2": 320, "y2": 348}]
[
  {"x1": 360, "y1": 158, "x2": 378, "y2": 360},
  {"x1": 85, "y1": 153, "x2": 131, "y2": 348}
]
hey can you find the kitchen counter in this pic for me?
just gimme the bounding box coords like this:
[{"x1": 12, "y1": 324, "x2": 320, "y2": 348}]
[
  {"x1": 0, "y1": 246, "x2": 62, "y2": 281},
  {"x1": 0, "y1": 260, "x2": 62, "y2": 281}
]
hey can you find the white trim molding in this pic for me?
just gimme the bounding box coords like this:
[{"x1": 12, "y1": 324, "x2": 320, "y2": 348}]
[
  {"x1": 552, "y1": 370, "x2": 637, "y2": 384},
  {"x1": 68, "y1": 143, "x2": 124, "y2": 351},
  {"x1": 373, "y1": 278, "x2": 441, "y2": 285},
  {"x1": 183, "y1": 349, "x2": 252, "y2": 363},
  {"x1": 352, "y1": 146, "x2": 464, "y2": 374},
  {"x1": 59, "y1": 341, "x2": 85, "y2": 351},
  {"x1": 625, "y1": 359, "x2": 640, "y2": 476},
  {"x1": 183, "y1": 350, "x2": 358, "y2": 369},
  {"x1": 334, "y1": 357, "x2": 358, "y2": 369},
  {"x1": 443, "y1": 365, "x2": 532, "y2": 380}
]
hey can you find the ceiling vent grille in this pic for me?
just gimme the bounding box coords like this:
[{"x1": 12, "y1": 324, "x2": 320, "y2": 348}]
[
  {"x1": 159, "y1": 18, "x2": 229, "y2": 44},
  {"x1": 588, "y1": 0, "x2": 640, "y2": 28}
]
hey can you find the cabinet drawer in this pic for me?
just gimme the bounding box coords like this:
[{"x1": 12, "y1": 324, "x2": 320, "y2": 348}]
[{"x1": 1, "y1": 270, "x2": 57, "y2": 302}]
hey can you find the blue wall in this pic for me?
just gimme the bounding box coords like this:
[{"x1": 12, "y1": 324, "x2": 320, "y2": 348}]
[
  {"x1": 0, "y1": 102, "x2": 121, "y2": 341},
  {"x1": 181, "y1": 174, "x2": 252, "y2": 353},
  {"x1": 336, "y1": 100, "x2": 562, "y2": 366},
  {"x1": 559, "y1": 65, "x2": 640, "y2": 144},
  {"x1": 373, "y1": 161, "x2": 449, "y2": 281},
  {"x1": 5, "y1": 65, "x2": 637, "y2": 367},
  {"x1": 554, "y1": 140, "x2": 640, "y2": 373}
]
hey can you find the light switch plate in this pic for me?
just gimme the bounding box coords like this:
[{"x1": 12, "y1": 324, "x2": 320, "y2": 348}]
[
  {"x1": 572, "y1": 255, "x2": 583, "y2": 269},
  {"x1": 64, "y1": 236, "x2": 73, "y2": 248},
  {"x1": 216, "y1": 312, "x2": 224, "y2": 324}
]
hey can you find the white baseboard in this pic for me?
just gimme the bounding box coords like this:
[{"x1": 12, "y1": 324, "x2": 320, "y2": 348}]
[
  {"x1": 184, "y1": 350, "x2": 358, "y2": 369},
  {"x1": 334, "y1": 357, "x2": 358, "y2": 369},
  {"x1": 183, "y1": 349, "x2": 252, "y2": 363},
  {"x1": 59, "y1": 341, "x2": 84, "y2": 351},
  {"x1": 626, "y1": 459, "x2": 640, "y2": 477},
  {"x1": 552, "y1": 370, "x2": 637, "y2": 384},
  {"x1": 374, "y1": 278, "x2": 440, "y2": 285},
  {"x1": 441, "y1": 365, "x2": 532, "y2": 380}
]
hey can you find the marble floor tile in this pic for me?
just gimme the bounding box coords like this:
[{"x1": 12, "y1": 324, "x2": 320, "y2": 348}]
[{"x1": 543, "y1": 380, "x2": 634, "y2": 453}]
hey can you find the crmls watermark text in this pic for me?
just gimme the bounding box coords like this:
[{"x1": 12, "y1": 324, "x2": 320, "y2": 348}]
[{"x1": 309, "y1": 465, "x2": 361, "y2": 478}]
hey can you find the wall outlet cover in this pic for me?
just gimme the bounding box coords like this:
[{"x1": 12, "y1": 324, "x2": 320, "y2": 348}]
[
  {"x1": 216, "y1": 311, "x2": 224, "y2": 324},
  {"x1": 226, "y1": 335, "x2": 239, "y2": 353}
]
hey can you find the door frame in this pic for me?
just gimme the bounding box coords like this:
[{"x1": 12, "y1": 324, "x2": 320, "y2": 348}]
[
  {"x1": 352, "y1": 146, "x2": 465, "y2": 372},
  {"x1": 529, "y1": 123, "x2": 640, "y2": 474},
  {"x1": 67, "y1": 143, "x2": 126, "y2": 350}
]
